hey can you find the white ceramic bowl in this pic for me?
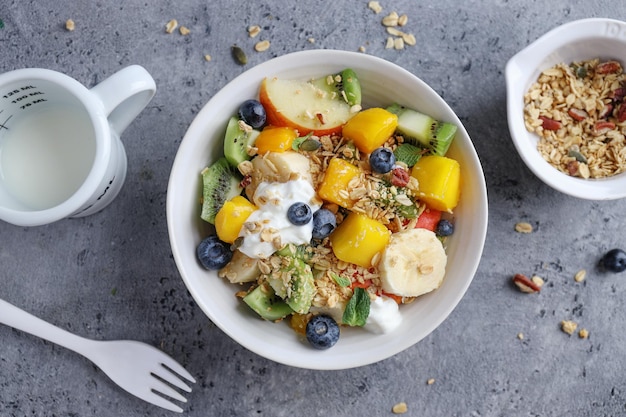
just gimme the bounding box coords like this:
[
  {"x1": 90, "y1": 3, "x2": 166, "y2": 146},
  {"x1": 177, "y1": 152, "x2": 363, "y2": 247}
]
[
  {"x1": 506, "y1": 18, "x2": 626, "y2": 200},
  {"x1": 167, "y1": 50, "x2": 488, "y2": 370}
]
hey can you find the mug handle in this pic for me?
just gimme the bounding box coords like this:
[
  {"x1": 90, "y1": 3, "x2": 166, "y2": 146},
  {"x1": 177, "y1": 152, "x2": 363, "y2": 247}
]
[{"x1": 89, "y1": 65, "x2": 156, "y2": 136}]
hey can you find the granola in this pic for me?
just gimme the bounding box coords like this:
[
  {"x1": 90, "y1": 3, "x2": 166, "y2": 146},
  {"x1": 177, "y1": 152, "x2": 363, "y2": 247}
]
[{"x1": 524, "y1": 59, "x2": 626, "y2": 178}]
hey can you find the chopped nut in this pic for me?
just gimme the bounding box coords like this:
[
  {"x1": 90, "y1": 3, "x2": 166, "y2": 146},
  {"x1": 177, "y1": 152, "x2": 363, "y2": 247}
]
[
  {"x1": 179, "y1": 26, "x2": 190, "y2": 35},
  {"x1": 254, "y1": 40, "x2": 271, "y2": 52},
  {"x1": 515, "y1": 222, "x2": 533, "y2": 233},
  {"x1": 517, "y1": 332, "x2": 524, "y2": 340},
  {"x1": 392, "y1": 402, "x2": 408, "y2": 414},
  {"x1": 578, "y1": 328, "x2": 589, "y2": 339},
  {"x1": 427, "y1": 378, "x2": 435, "y2": 385},
  {"x1": 204, "y1": 54, "x2": 212, "y2": 62},
  {"x1": 358, "y1": 45, "x2": 366, "y2": 53},
  {"x1": 65, "y1": 19, "x2": 75, "y2": 31},
  {"x1": 308, "y1": 37, "x2": 315, "y2": 43},
  {"x1": 513, "y1": 273, "x2": 541, "y2": 293},
  {"x1": 165, "y1": 19, "x2": 178, "y2": 34},
  {"x1": 248, "y1": 25, "x2": 261, "y2": 38},
  {"x1": 574, "y1": 269, "x2": 587, "y2": 283},
  {"x1": 561, "y1": 320, "x2": 577, "y2": 335},
  {"x1": 368, "y1": 1, "x2": 383, "y2": 14}
]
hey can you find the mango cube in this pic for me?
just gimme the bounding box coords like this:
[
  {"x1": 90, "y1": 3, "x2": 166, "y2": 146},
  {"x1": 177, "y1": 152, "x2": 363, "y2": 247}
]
[
  {"x1": 254, "y1": 126, "x2": 298, "y2": 154},
  {"x1": 215, "y1": 195, "x2": 257, "y2": 243},
  {"x1": 342, "y1": 108, "x2": 398, "y2": 154},
  {"x1": 317, "y1": 158, "x2": 362, "y2": 208},
  {"x1": 410, "y1": 155, "x2": 460, "y2": 212},
  {"x1": 330, "y1": 212, "x2": 391, "y2": 268}
]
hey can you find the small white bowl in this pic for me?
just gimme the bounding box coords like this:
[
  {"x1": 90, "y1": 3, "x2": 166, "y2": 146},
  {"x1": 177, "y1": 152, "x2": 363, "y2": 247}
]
[
  {"x1": 167, "y1": 50, "x2": 488, "y2": 370},
  {"x1": 506, "y1": 18, "x2": 626, "y2": 200}
]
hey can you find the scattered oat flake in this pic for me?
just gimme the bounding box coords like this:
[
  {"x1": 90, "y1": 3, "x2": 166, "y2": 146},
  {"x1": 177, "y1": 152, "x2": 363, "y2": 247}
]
[
  {"x1": 165, "y1": 19, "x2": 178, "y2": 34},
  {"x1": 515, "y1": 222, "x2": 533, "y2": 233},
  {"x1": 382, "y1": 11, "x2": 399, "y2": 27},
  {"x1": 65, "y1": 19, "x2": 75, "y2": 31},
  {"x1": 393, "y1": 37, "x2": 404, "y2": 50},
  {"x1": 308, "y1": 37, "x2": 315, "y2": 43},
  {"x1": 248, "y1": 25, "x2": 261, "y2": 38},
  {"x1": 204, "y1": 54, "x2": 212, "y2": 62},
  {"x1": 358, "y1": 46, "x2": 366, "y2": 53},
  {"x1": 427, "y1": 378, "x2": 436, "y2": 385},
  {"x1": 561, "y1": 320, "x2": 577, "y2": 335},
  {"x1": 392, "y1": 402, "x2": 408, "y2": 414},
  {"x1": 368, "y1": 1, "x2": 383, "y2": 14},
  {"x1": 254, "y1": 40, "x2": 270, "y2": 52},
  {"x1": 179, "y1": 26, "x2": 190, "y2": 35},
  {"x1": 579, "y1": 328, "x2": 589, "y2": 339},
  {"x1": 398, "y1": 14, "x2": 408, "y2": 26},
  {"x1": 385, "y1": 36, "x2": 394, "y2": 49},
  {"x1": 402, "y1": 32, "x2": 416, "y2": 46},
  {"x1": 574, "y1": 269, "x2": 586, "y2": 282}
]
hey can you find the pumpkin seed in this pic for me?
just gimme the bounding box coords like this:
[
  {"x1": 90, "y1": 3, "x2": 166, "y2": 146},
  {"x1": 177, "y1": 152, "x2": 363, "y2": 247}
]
[
  {"x1": 231, "y1": 45, "x2": 247, "y2": 65},
  {"x1": 568, "y1": 148, "x2": 588, "y2": 163},
  {"x1": 299, "y1": 138, "x2": 321, "y2": 151}
]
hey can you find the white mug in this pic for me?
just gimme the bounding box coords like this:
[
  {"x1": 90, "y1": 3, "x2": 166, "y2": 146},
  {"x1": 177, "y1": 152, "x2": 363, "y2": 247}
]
[{"x1": 0, "y1": 65, "x2": 156, "y2": 226}]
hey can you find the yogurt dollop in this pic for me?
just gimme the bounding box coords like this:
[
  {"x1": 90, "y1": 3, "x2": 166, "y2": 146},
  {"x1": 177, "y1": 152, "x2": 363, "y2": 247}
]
[
  {"x1": 238, "y1": 179, "x2": 321, "y2": 259},
  {"x1": 364, "y1": 296, "x2": 403, "y2": 334}
]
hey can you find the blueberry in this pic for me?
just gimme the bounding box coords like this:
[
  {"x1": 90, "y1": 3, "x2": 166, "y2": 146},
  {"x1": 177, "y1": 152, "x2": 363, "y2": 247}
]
[
  {"x1": 238, "y1": 99, "x2": 266, "y2": 129},
  {"x1": 306, "y1": 315, "x2": 340, "y2": 350},
  {"x1": 196, "y1": 235, "x2": 233, "y2": 270},
  {"x1": 435, "y1": 219, "x2": 455, "y2": 237},
  {"x1": 599, "y1": 248, "x2": 626, "y2": 273},
  {"x1": 312, "y1": 209, "x2": 337, "y2": 239},
  {"x1": 369, "y1": 147, "x2": 396, "y2": 174},
  {"x1": 287, "y1": 202, "x2": 312, "y2": 226}
]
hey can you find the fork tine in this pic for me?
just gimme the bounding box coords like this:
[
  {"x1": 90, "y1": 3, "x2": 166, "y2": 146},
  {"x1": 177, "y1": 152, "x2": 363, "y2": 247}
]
[
  {"x1": 158, "y1": 356, "x2": 196, "y2": 383},
  {"x1": 141, "y1": 390, "x2": 184, "y2": 413},
  {"x1": 150, "y1": 378, "x2": 189, "y2": 404},
  {"x1": 152, "y1": 364, "x2": 193, "y2": 392}
]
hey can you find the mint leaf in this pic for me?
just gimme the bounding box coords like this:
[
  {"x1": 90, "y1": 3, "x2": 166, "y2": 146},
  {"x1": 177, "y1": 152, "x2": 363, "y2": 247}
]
[
  {"x1": 292, "y1": 132, "x2": 313, "y2": 151},
  {"x1": 393, "y1": 143, "x2": 423, "y2": 167},
  {"x1": 330, "y1": 272, "x2": 351, "y2": 287},
  {"x1": 342, "y1": 287, "x2": 370, "y2": 326}
]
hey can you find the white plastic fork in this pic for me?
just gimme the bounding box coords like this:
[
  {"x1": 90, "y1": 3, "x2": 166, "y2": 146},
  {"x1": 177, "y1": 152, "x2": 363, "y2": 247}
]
[{"x1": 0, "y1": 298, "x2": 195, "y2": 413}]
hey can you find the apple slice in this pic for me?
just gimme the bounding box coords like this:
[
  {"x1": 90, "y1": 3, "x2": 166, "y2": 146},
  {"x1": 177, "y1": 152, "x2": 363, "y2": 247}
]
[{"x1": 259, "y1": 77, "x2": 356, "y2": 136}]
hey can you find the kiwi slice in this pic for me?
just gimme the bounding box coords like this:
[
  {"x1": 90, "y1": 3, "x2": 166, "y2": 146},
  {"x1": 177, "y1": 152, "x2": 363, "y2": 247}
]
[
  {"x1": 386, "y1": 104, "x2": 457, "y2": 156},
  {"x1": 200, "y1": 157, "x2": 243, "y2": 224},
  {"x1": 223, "y1": 116, "x2": 260, "y2": 167},
  {"x1": 243, "y1": 282, "x2": 294, "y2": 321},
  {"x1": 311, "y1": 68, "x2": 362, "y2": 107}
]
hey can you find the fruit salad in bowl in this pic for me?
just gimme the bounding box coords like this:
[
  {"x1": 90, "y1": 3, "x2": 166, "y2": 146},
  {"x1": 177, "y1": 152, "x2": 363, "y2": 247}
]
[{"x1": 167, "y1": 50, "x2": 488, "y2": 370}]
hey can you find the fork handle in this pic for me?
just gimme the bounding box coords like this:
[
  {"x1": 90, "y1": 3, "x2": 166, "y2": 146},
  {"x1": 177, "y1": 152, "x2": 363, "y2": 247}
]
[{"x1": 0, "y1": 298, "x2": 95, "y2": 356}]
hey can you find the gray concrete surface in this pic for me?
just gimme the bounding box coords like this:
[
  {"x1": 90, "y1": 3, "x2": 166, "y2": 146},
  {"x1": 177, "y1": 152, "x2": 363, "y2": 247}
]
[{"x1": 2, "y1": 1, "x2": 626, "y2": 416}]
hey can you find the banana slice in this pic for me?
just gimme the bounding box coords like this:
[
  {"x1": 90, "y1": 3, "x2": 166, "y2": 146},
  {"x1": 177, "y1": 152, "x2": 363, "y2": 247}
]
[
  {"x1": 246, "y1": 151, "x2": 312, "y2": 199},
  {"x1": 218, "y1": 250, "x2": 261, "y2": 284},
  {"x1": 379, "y1": 228, "x2": 447, "y2": 297}
]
